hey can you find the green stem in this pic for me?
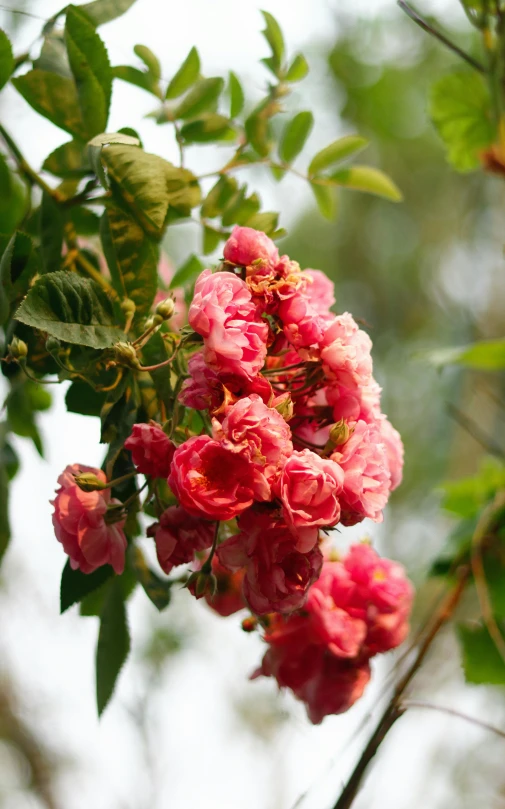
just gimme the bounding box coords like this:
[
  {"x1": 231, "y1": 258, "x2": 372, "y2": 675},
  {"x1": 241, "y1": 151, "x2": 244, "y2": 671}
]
[{"x1": 201, "y1": 521, "x2": 220, "y2": 573}]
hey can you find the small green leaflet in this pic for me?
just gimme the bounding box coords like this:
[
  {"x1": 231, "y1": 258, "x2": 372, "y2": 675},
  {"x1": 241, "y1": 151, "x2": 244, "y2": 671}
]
[
  {"x1": 457, "y1": 622, "x2": 505, "y2": 685},
  {"x1": 96, "y1": 577, "x2": 131, "y2": 715},
  {"x1": 80, "y1": 0, "x2": 138, "y2": 26},
  {"x1": 174, "y1": 77, "x2": 224, "y2": 120},
  {"x1": 329, "y1": 166, "x2": 402, "y2": 202},
  {"x1": 285, "y1": 54, "x2": 309, "y2": 83},
  {"x1": 261, "y1": 10, "x2": 284, "y2": 72},
  {"x1": 425, "y1": 339, "x2": 505, "y2": 371},
  {"x1": 279, "y1": 111, "x2": 314, "y2": 163},
  {"x1": 0, "y1": 29, "x2": 14, "y2": 91},
  {"x1": 228, "y1": 71, "x2": 244, "y2": 118},
  {"x1": 166, "y1": 47, "x2": 200, "y2": 99},
  {"x1": 60, "y1": 559, "x2": 114, "y2": 613},
  {"x1": 308, "y1": 135, "x2": 369, "y2": 176}
]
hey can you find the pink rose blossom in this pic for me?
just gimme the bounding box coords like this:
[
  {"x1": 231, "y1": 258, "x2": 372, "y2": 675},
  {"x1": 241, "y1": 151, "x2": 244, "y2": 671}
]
[
  {"x1": 124, "y1": 423, "x2": 175, "y2": 478},
  {"x1": 278, "y1": 289, "x2": 331, "y2": 349},
  {"x1": 51, "y1": 464, "x2": 127, "y2": 575},
  {"x1": 168, "y1": 435, "x2": 256, "y2": 521},
  {"x1": 326, "y1": 378, "x2": 382, "y2": 424},
  {"x1": 379, "y1": 416, "x2": 404, "y2": 491},
  {"x1": 304, "y1": 269, "x2": 336, "y2": 315},
  {"x1": 330, "y1": 420, "x2": 391, "y2": 525},
  {"x1": 152, "y1": 506, "x2": 214, "y2": 574},
  {"x1": 223, "y1": 225, "x2": 279, "y2": 268},
  {"x1": 212, "y1": 394, "x2": 293, "y2": 497},
  {"x1": 188, "y1": 269, "x2": 268, "y2": 380},
  {"x1": 300, "y1": 655, "x2": 371, "y2": 724},
  {"x1": 320, "y1": 313, "x2": 373, "y2": 388},
  {"x1": 178, "y1": 351, "x2": 224, "y2": 411},
  {"x1": 204, "y1": 556, "x2": 246, "y2": 617},
  {"x1": 276, "y1": 449, "x2": 344, "y2": 539}
]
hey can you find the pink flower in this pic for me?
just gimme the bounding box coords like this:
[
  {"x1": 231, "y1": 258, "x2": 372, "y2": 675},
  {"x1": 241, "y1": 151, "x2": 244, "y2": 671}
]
[
  {"x1": 278, "y1": 287, "x2": 332, "y2": 349},
  {"x1": 305, "y1": 562, "x2": 367, "y2": 657},
  {"x1": 320, "y1": 313, "x2": 373, "y2": 388},
  {"x1": 326, "y1": 378, "x2": 382, "y2": 425},
  {"x1": 300, "y1": 655, "x2": 371, "y2": 724},
  {"x1": 378, "y1": 416, "x2": 404, "y2": 491},
  {"x1": 188, "y1": 270, "x2": 268, "y2": 380},
  {"x1": 223, "y1": 225, "x2": 279, "y2": 268},
  {"x1": 51, "y1": 464, "x2": 127, "y2": 575},
  {"x1": 124, "y1": 423, "x2": 175, "y2": 478},
  {"x1": 304, "y1": 269, "x2": 336, "y2": 315},
  {"x1": 212, "y1": 394, "x2": 293, "y2": 498},
  {"x1": 276, "y1": 449, "x2": 344, "y2": 539},
  {"x1": 168, "y1": 435, "x2": 256, "y2": 521},
  {"x1": 218, "y1": 509, "x2": 323, "y2": 615},
  {"x1": 179, "y1": 351, "x2": 224, "y2": 411},
  {"x1": 152, "y1": 506, "x2": 214, "y2": 574},
  {"x1": 330, "y1": 420, "x2": 391, "y2": 525}
]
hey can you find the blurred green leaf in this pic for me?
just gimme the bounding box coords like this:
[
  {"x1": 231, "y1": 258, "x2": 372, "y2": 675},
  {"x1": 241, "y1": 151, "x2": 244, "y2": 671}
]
[
  {"x1": 0, "y1": 29, "x2": 14, "y2": 91},
  {"x1": 6, "y1": 380, "x2": 51, "y2": 457},
  {"x1": 180, "y1": 114, "x2": 236, "y2": 144},
  {"x1": 201, "y1": 175, "x2": 238, "y2": 218},
  {"x1": 245, "y1": 211, "x2": 279, "y2": 235},
  {"x1": 279, "y1": 111, "x2": 314, "y2": 163},
  {"x1": 40, "y1": 191, "x2": 65, "y2": 272},
  {"x1": 134, "y1": 44, "x2": 161, "y2": 80},
  {"x1": 131, "y1": 546, "x2": 171, "y2": 611},
  {"x1": 112, "y1": 65, "x2": 160, "y2": 96},
  {"x1": 285, "y1": 53, "x2": 309, "y2": 83},
  {"x1": 80, "y1": 0, "x2": 137, "y2": 25},
  {"x1": 0, "y1": 154, "x2": 26, "y2": 237},
  {"x1": 88, "y1": 131, "x2": 140, "y2": 188},
  {"x1": 170, "y1": 254, "x2": 203, "y2": 289},
  {"x1": 15, "y1": 271, "x2": 125, "y2": 349},
  {"x1": 34, "y1": 33, "x2": 72, "y2": 78},
  {"x1": 261, "y1": 10, "x2": 284, "y2": 73},
  {"x1": 310, "y1": 182, "x2": 336, "y2": 220},
  {"x1": 457, "y1": 622, "x2": 505, "y2": 684},
  {"x1": 426, "y1": 339, "x2": 505, "y2": 371},
  {"x1": 203, "y1": 225, "x2": 222, "y2": 255},
  {"x1": 166, "y1": 46, "x2": 200, "y2": 99},
  {"x1": 245, "y1": 103, "x2": 272, "y2": 157},
  {"x1": 96, "y1": 577, "x2": 130, "y2": 715},
  {"x1": 60, "y1": 559, "x2": 114, "y2": 613},
  {"x1": 308, "y1": 135, "x2": 368, "y2": 176},
  {"x1": 65, "y1": 5, "x2": 112, "y2": 138},
  {"x1": 65, "y1": 379, "x2": 106, "y2": 416},
  {"x1": 430, "y1": 71, "x2": 495, "y2": 172},
  {"x1": 228, "y1": 71, "x2": 244, "y2": 118},
  {"x1": 12, "y1": 70, "x2": 88, "y2": 139},
  {"x1": 0, "y1": 428, "x2": 10, "y2": 566},
  {"x1": 329, "y1": 165, "x2": 402, "y2": 201},
  {"x1": 440, "y1": 458, "x2": 505, "y2": 519},
  {"x1": 43, "y1": 139, "x2": 92, "y2": 178},
  {"x1": 175, "y1": 77, "x2": 224, "y2": 120},
  {"x1": 0, "y1": 232, "x2": 38, "y2": 325}
]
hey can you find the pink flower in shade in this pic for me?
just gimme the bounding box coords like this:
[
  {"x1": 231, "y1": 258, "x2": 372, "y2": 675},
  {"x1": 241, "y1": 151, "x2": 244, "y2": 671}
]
[
  {"x1": 320, "y1": 313, "x2": 373, "y2": 388},
  {"x1": 330, "y1": 420, "x2": 391, "y2": 526},
  {"x1": 188, "y1": 270, "x2": 268, "y2": 380},
  {"x1": 223, "y1": 225, "x2": 279, "y2": 268},
  {"x1": 326, "y1": 378, "x2": 382, "y2": 425},
  {"x1": 218, "y1": 509, "x2": 323, "y2": 615},
  {"x1": 304, "y1": 269, "x2": 336, "y2": 315},
  {"x1": 178, "y1": 351, "x2": 224, "y2": 411},
  {"x1": 278, "y1": 289, "x2": 331, "y2": 349},
  {"x1": 152, "y1": 506, "x2": 214, "y2": 574},
  {"x1": 300, "y1": 655, "x2": 371, "y2": 725},
  {"x1": 378, "y1": 416, "x2": 404, "y2": 491},
  {"x1": 51, "y1": 464, "x2": 127, "y2": 575},
  {"x1": 275, "y1": 449, "x2": 344, "y2": 540},
  {"x1": 124, "y1": 423, "x2": 175, "y2": 479},
  {"x1": 212, "y1": 394, "x2": 293, "y2": 497},
  {"x1": 168, "y1": 435, "x2": 256, "y2": 521},
  {"x1": 155, "y1": 254, "x2": 186, "y2": 331}
]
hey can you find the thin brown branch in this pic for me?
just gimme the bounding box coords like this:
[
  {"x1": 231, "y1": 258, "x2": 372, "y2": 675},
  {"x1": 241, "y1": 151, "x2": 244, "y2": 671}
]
[{"x1": 401, "y1": 700, "x2": 505, "y2": 740}]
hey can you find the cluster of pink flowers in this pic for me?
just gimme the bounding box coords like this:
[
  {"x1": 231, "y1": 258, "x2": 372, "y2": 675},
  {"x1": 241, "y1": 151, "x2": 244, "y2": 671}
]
[{"x1": 51, "y1": 225, "x2": 412, "y2": 723}]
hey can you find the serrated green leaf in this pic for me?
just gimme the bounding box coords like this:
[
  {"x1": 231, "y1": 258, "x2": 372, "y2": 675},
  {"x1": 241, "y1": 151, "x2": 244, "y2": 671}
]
[
  {"x1": 43, "y1": 140, "x2": 92, "y2": 178},
  {"x1": 40, "y1": 191, "x2": 65, "y2": 272},
  {"x1": 180, "y1": 114, "x2": 236, "y2": 144},
  {"x1": 101, "y1": 204, "x2": 159, "y2": 318},
  {"x1": 228, "y1": 71, "x2": 244, "y2": 118},
  {"x1": 279, "y1": 111, "x2": 313, "y2": 163},
  {"x1": 245, "y1": 211, "x2": 279, "y2": 235},
  {"x1": 131, "y1": 546, "x2": 171, "y2": 611},
  {"x1": 329, "y1": 165, "x2": 402, "y2": 202},
  {"x1": 65, "y1": 5, "x2": 112, "y2": 139},
  {"x1": 203, "y1": 225, "x2": 222, "y2": 255},
  {"x1": 0, "y1": 29, "x2": 14, "y2": 91},
  {"x1": 457, "y1": 622, "x2": 505, "y2": 684},
  {"x1": 311, "y1": 182, "x2": 336, "y2": 220},
  {"x1": 166, "y1": 47, "x2": 200, "y2": 99},
  {"x1": 34, "y1": 33, "x2": 72, "y2": 78},
  {"x1": 201, "y1": 175, "x2": 238, "y2": 219},
  {"x1": 87, "y1": 132, "x2": 140, "y2": 189},
  {"x1": 425, "y1": 339, "x2": 505, "y2": 371},
  {"x1": 65, "y1": 379, "x2": 106, "y2": 416},
  {"x1": 430, "y1": 71, "x2": 495, "y2": 172},
  {"x1": 308, "y1": 135, "x2": 369, "y2": 176},
  {"x1": 175, "y1": 77, "x2": 224, "y2": 120},
  {"x1": 112, "y1": 64, "x2": 159, "y2": 96},
  {"x1": 15, "y1": 270, "x2": 125, "y2": 349},
  {"x1": 261, "y1": 10, "x2": 284, "y2": 72},
  {"x1": 285, "y1": 53, "x2": 309, "y2": 83},
  {"x1": 134, "y1": 44, "x2": 161, "y2": 81},
  {"x1": 60, "y1": 558, "x2": 114, "y2": 613},
  {"x1": 80, "y1": 0, "x2": 137, "y2": 26},
  {"x1": 170, "y1": 254, "x2": 203, "y2": 289},
  {"x1": 12, "y1": 70, "x2": 88, "y2": 139},
  {"x1": 96, "y1": 577, "x2": 130, "y2": 715}
]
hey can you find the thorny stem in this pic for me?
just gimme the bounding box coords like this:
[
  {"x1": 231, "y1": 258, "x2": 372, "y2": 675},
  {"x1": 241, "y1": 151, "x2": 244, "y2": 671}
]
[{"x1": 331, "y1": 564, "x2": 471, "y2": 809}]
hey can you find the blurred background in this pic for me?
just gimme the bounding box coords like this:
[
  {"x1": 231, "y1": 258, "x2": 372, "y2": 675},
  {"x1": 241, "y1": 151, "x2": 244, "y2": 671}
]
[{"x1": 2, "y1": 0, "x2": 505, "y2": 807}]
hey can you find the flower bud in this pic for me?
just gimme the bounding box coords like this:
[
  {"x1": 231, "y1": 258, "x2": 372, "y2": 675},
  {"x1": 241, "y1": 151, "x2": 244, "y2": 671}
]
[
  {"x1": 6, "y1": 336, "x2": 28, "y2": 361},
  {"x1": 120, "y1": 298, "x2": 136, "y2": 318},
  {"x1": 324, "y1": 419, "x2": 352, "y2": 454},
  {"x1": 45, "y1": 336, "x2": 61, "y2": 354},
  {"x1": 241, "y1": 616, "x2": 258, "y2": 633},
  {"x1": 113, "y1": 341, "x2": 140, "y2": 369},
  {"x1": 73, "y1": 472, "x2": 108, "y2": 492},
  {"x1": 273, "y1": 392, "x2": 294, "y2": 422},
  {"x1": 155, "y1": 297, "x2": 176, "y2": 320}
]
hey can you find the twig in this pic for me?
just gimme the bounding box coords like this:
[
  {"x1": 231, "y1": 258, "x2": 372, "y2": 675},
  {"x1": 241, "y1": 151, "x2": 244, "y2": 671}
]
[
  {"x1": 447, "y1": 402, "x2": 505, "y2": 459},
  {"x1": 401, "y1": 700, "x2": 505, "y2": 740},
  {"x1": 471, "y1": 491, "x2": 505, "y2": 667}
]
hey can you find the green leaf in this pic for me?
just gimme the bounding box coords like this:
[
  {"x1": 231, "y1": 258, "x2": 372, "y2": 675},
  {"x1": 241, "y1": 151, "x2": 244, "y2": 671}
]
[
  {"x1": 0, "y1": 428, "x2": 10, "y2": 566},
  {"x1": 0, "y1": 29, "x2": 14, "y2": 91},
  {"x1": 112, "y1": 65, "x2": 159, "y2": 96},
  {"x1": 170, "y1": 254, "x2": 203, "y2": 289},
  {"x1": 40, "y1": 191, "x2": 65, "y2": 272},
  {"x1": 12, "y1": 70, "x2": 88, "y2": 139},
  {"x1": 285, "y1": 53, "x2": 309, "y2": 83},
  {"x1": 6, "y1": 380, "x2": 51, "y2": 457},
  {"x1": 430, "y1": 71, "x2": 495, "y2": 172},
  {"x1": 131, "y1": 546, "x2": 171, "y2": 611},
  {"x1": 311, "y1": 182, "x2": 336, "y2": 220},
  {"x1": 69, "y1": 206, "x2": 100, "y2": 236},
  {"x1": 245, "y1": 211, "x2": 279, "y2": 236},
  {"x1": 457, "y1": 623, "x2": 505, "y2": 684},
  {"x1": 15, "y1": 270, "x2": 125, "y2": 349},
  {"x1": 65, "y1": 379, "x2": 106, "y2": 416},
  {"x1": 426, "y1": 339, "x2": 505, "y2": 371},
  {"x1": 65, "y1": 5, "x2": 112, "y2": 139},
  {"x1": 203, "y1": 225, "x2": 222, "y2": 255},
  {"x1": 96, "y1": 577, "x2": 130, "y2": 715},
  {"x1": 279, "y1": 111, "x2": 314, "y2": 163},
  {"x1": 308, "y1": 135, "x2": 369, "y2": 176},
  {"x1": 101, "y1": 204, "x2": 159, "y2": 318},
  {"x1": 0, "y1": 232, "x2": 38, "y2": 325},
  {"x1": 261, "y1": 10, "x2": 285, "y2": 72},
  {"x1": 180, "y1": 114, "x2": 236, "y2": 144},
  {"x1": 0, "y1": 154, "x2": 26, "y2": 236},
  {"x1": 60, "y1": 559, "x2": 114, "y2": 613},
  {"x1": 228, "y1": 71, "x2": 244, "y2": 118},
  {"x1": 79, "y1": 0, "x2": 137, "y2": 26},
  {"x1": 134, "y1": 44, "x2": 161, "y2": 81},
  {"x1": 175, "y1": 77, "x2": 224, "y2": 120},
  {"x1": 34, "y1": 33, "x2": 72, "y2": 78},
  {"x1": 201, "y1": 175, "x2": 238, "y2": 219},
  {"x1": 245, "y1": 104, "x2": 272, "y2": 158},
  {"x1": 329, "y1": 166, "x2": 403, "y2": 202},
  {"x1": 43, "y1": 139, "x2": 92, "y2": 178},
  {"x1": 166, "y1": 47, "x2": 200, "y2": 99},
  {"x1": 87, "y1": 132, "x2": 140, "y2": 189},
  {"x1": 440, "y1": 458, "x2": 505, "y2": 519}
]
